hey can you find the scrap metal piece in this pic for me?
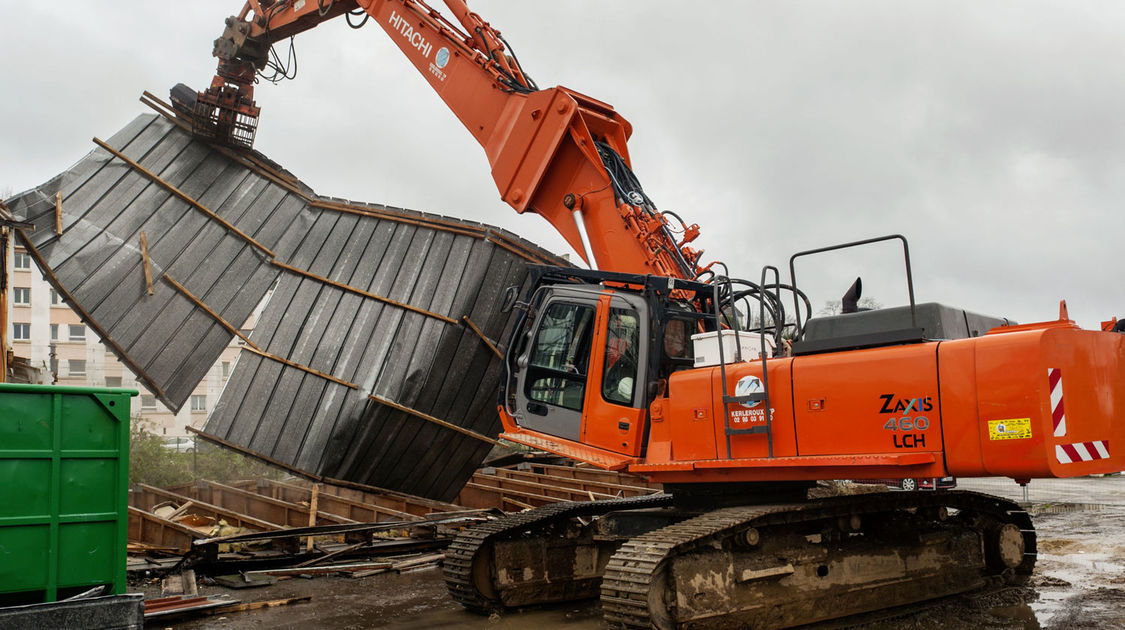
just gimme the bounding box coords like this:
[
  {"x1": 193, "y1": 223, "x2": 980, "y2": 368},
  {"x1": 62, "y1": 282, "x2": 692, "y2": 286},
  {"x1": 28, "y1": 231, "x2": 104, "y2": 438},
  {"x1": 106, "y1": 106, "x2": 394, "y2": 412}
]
[{"x1": 5, "y1": 107, "x2": 564, "y2": 500}]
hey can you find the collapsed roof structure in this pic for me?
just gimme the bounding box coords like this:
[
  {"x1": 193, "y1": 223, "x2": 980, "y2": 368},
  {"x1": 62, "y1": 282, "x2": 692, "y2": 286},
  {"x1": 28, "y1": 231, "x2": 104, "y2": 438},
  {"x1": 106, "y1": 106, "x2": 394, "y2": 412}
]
[{"x1": 5, "y1": 95, "x2": 564, "y2": 501}]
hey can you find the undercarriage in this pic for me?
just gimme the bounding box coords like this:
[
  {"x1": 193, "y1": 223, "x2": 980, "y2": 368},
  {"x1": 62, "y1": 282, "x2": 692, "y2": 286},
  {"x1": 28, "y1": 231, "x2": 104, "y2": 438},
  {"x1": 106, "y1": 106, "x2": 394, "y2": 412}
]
[{"x1": 443, "y1": 490, "x2": 1035, "y2": 629}]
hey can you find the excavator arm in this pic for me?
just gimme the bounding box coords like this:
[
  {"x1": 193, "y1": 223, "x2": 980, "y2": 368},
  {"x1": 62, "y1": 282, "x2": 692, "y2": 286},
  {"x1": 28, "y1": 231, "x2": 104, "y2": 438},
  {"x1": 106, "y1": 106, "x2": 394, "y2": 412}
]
[{"x1": 195, "y1": 0, "x2": 702, "y2": 278}]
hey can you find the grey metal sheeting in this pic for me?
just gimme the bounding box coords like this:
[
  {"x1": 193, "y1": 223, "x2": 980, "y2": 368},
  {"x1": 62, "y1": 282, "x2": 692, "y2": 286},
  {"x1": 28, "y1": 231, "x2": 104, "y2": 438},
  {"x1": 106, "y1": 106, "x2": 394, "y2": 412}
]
[{"x1": 6, "y1": 112, "x2": 562, "y2": 501}]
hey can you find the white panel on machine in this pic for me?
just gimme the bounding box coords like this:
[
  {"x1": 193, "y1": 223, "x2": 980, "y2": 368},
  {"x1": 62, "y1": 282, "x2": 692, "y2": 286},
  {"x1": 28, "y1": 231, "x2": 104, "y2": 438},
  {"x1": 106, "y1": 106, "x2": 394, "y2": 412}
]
[{"x1": 691, "y1": 330, "x2": 774, "y2": 367}]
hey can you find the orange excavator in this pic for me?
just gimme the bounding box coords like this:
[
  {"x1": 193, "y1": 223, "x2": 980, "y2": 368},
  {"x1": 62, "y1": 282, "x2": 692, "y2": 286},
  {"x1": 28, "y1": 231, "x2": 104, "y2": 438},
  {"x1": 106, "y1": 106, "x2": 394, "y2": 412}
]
[{"x1": 188, "y1": 2, "x2": 1125, "y2": 627}]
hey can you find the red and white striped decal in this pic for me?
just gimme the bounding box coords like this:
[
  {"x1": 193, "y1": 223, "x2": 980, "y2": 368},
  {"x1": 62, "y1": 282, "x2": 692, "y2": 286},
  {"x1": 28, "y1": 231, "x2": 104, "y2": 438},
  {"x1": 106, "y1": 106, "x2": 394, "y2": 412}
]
[
  {"x1": 1048, "y1": 368, "x2": 1066, "y2": 437},
  {"x1": 1055, "y1": 440, "x2": 1110, "y2": 464}
]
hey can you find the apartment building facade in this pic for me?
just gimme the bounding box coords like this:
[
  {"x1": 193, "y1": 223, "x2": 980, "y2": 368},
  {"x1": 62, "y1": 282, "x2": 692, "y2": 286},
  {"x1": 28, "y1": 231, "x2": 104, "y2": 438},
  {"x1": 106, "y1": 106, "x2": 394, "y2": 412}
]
[{"x1": 5, "y1": 245, "x2": 245, "y2": 437}]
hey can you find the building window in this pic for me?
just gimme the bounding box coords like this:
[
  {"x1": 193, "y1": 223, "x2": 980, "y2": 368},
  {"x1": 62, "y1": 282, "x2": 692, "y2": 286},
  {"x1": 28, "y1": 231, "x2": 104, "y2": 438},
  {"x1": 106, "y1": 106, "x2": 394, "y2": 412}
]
[
  {"x1": 105, "y1": 376, "x2": 122, "y2": 388},
  {"x1": 13, "y1": 251, "x2": 31, "y2": 270},
  {"x1": 140, "y1": 395, "x2": 157, "y2": 410},
  {"x1": 50, "y1": 324, "x2": 58, "y2": 341},
  {"x1": 68, "y1": 359, "x2": 86, "y2": 377},
  {"x1": 69, "y1": 324, "x2": 85, "y2": 341},
  {"x1": 12, "y1": 287, "x2": 30, "y2": 305},
  {"x1": 190, "y1": 395, "x2": 207, "y2": 412},
  {"x1": 12, "y1": 323, "x2": 30, "y2": 341},
  {"x1": 50, "y1": 289, "x2": 63, "y2": 305},
  {"x1": 221, "y1": 361, "x2": 231, "y2": 378}
]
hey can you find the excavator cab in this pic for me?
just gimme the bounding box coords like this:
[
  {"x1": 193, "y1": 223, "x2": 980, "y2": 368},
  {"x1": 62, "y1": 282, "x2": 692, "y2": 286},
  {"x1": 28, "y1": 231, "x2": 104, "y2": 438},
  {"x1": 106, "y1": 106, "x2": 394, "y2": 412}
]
[
  {"x1": 500, "y1": 266, "x2": 720, "y2": 462},
  {"x1": 504, "y1": 282, "x2": 651, "y2": 457}
]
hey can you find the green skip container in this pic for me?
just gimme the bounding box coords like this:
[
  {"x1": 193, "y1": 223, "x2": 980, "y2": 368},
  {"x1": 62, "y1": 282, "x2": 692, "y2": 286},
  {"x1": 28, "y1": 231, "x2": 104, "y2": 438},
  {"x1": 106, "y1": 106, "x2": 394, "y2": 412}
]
[{"x1": 0, "y1": 383, "x2": 136, "y2": 605}]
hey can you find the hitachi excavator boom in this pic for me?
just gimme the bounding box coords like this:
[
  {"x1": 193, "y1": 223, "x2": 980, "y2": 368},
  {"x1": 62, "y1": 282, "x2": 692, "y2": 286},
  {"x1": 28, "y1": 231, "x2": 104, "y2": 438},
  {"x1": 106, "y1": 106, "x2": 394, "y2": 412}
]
[{"x1": 189, "y1": 3, "x2": 1124, "y2": 627}]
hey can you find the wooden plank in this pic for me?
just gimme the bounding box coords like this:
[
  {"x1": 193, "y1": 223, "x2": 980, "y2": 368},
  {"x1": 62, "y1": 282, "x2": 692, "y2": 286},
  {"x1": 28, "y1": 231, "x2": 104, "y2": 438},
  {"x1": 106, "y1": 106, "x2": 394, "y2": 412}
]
[
  {"x1": 127, "y1": 506, "x2": 201, "y2": 552},
  {"x1": 131, "y1": 483, "x2": 281, "y2": 531},
  {"x1": 243, "y1": 562, "x2": 392, "y2": 577},
  {"x1": 306, "y1": 483, "x2": 319, "y2": 552},
  {"x1": 193, "y1": 480, "x2": 355, "y2": 528},
  {"x1": 488, "y1": 467, "x2": 657, "y2": 497},
  {"x1": 203, "y1": 597, "x2": 312, "y2": 615},
  {"x1": 529, "y1": 463, "x2": 661, "y2": 489},
  {"x1": 54, "y1": 191, "x2": 62, "y2": 235},
  {"x1": 470, "y1": 474, "x2": 619, "y2": 502},
  {"x1": 140, "y1": 231, "x2": 154, "y2": 295},
  {"x1": 305, "y1": 480, "x2": 459, "y2": 516},
  {"x1": 248, "y1": 479, "x2": 418, "y2": 523},
  {"x1": 457, "y1": 481, "x2": 564, "y2": 510},
  {"x1": 391, "y1": 553, "x2": 445, "y2": 572}
]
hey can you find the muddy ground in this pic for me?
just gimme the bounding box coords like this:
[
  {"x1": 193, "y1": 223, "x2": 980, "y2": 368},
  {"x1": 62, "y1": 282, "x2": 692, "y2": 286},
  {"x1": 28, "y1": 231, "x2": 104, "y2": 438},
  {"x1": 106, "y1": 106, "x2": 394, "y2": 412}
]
[{"x1": 146, "y1": 484, "x2": 1125, "y2": 629}]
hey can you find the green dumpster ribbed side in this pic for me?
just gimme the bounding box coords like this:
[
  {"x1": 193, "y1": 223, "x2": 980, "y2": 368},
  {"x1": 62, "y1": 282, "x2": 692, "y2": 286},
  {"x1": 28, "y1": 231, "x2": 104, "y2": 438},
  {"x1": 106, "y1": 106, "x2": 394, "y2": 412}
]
[{"x1": 0, "y1": 384, "x2": 136, "y2": 605}]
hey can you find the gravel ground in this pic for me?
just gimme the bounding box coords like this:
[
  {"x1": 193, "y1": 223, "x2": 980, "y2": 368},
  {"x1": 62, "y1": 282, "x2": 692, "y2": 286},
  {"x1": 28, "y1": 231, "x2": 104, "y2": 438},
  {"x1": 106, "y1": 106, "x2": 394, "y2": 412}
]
[{"x1": 146, "y1": 485, "x2": 1125, "y2": 629}]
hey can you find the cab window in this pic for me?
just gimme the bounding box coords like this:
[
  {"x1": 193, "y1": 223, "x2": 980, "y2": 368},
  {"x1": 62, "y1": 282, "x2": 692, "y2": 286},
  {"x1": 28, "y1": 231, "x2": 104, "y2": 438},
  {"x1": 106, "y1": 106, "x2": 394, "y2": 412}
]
[
  {"x1": 526, "y1": 302, "x2": 596, "y2": 411},
  {"x1": 602, "y1": 309, "x2": 639, "y2": 405}
]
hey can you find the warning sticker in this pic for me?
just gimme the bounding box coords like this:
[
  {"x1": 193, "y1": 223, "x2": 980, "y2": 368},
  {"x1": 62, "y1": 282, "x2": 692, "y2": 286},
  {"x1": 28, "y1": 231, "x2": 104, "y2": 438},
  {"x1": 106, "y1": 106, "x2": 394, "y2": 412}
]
[{"x1": 988, "y1": 418, "x2": 1033, "y2": 441}]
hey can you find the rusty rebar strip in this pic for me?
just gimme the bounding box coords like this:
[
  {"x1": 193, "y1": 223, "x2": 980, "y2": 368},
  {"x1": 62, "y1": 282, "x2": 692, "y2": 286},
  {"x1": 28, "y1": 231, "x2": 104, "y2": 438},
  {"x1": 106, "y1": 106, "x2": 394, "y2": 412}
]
[
  {"x1": 16, "y1": 232, "x2": 169, "y2": 400},
  {"x1": 162, "y1": 274, "x2": 259, "y2": 349},
  {"x1": 162, "y1": 273, "x2": 357, "y2": 389},
  {"x1": 310, "y1": 200, "x2": 487, "y2": 240},
  {"x1": 368, "y1": 394, "x2": 504, "y2": 447},
  {"x1": 312, "y1": 198, "x2": 488, "y2": 235},
  {"x1": 240, "y1": 345, "x2": 359, "y2": 389},
  {"x1": 482, "y1": 234, "x2": 555, "y2": 266},
  {"x1": 92, "y1": 137, "x2": 276, "y2": 258},
  {"x1": 460, "y1": 315, "x2": 501, "y2": 358},
  {"x1": 140, "y1": 92, "x2": 566, "y2": 268},
  {"x1": 271, "y1": 260, "x2": 459, "y2": 325}
]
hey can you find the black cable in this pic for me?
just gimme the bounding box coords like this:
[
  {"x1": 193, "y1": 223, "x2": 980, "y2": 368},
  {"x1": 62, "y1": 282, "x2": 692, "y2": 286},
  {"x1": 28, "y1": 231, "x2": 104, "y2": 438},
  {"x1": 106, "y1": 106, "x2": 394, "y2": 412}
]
[
  {"x1": 346, "y1": 8, "x2": 369, "y2": 28},
  {"x1": 257, "y1": 4, "x2": 298, "y2": 84},
  {"x1": 498, "y1": 32, "x2": 537, "y2": 91},
  {"x1": 318, "y1": 0, "x2": 333, "y2": 17},
  {"x1": 261, "y1": 36, "x2": 298, "y2": 83},
  {"x1": 694, "y1": 269, "x2": 716, "y2": 283},
  {"x1": 659, "y1": 210, "x2": 688, "y2": 234},
  {"x1": 475, "y1": 27, "x2": 532, "y2": 94},
  {"x1": 595, "y1": 141, "x2": 655, "y2": 210}
]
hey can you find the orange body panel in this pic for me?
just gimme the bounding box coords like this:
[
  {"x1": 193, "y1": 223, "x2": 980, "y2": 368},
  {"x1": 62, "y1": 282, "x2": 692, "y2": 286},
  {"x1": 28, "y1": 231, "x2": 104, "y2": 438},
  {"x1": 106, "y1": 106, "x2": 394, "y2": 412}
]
[
  {"x1": 499, "y1": 406, "x2": 638, "y2": 471},
  {"x1": 632, "y1": 321, "x2": 1124, "y2": 485},
  {"x1": 791, "y1": 344, "x2": 943, "y2": 457},
  {"x1": 940, "y1": 323, "x2": 1125, "y2": 479},
  {"x1": 579, "y1": 294, "x2": 647, "y2": 456}
]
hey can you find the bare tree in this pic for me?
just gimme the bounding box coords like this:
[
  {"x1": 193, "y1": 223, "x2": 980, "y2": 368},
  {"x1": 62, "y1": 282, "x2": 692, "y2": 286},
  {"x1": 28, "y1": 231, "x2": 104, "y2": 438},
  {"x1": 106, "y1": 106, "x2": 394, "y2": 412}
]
[{"x1": 818, "y1": 297, "x2": 882, "y2": 316}]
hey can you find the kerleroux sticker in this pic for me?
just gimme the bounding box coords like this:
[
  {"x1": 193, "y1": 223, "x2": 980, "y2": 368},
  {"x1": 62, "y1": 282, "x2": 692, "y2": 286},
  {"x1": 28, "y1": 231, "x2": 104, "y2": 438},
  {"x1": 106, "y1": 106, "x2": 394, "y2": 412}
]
[{"x1": 988, "y1": 418, "x2": 1033, "y2": 440}]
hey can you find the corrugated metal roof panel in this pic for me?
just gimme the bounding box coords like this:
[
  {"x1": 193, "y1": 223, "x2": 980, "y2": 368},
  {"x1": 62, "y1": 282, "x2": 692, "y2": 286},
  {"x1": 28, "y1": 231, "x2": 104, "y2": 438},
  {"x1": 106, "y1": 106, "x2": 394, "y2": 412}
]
[
  {"x1": 6, "y1": 107, "x2": 564, "y2": 501},
  {"x1": 6, "y1": 114, "x2": 307, "y2": 411}
]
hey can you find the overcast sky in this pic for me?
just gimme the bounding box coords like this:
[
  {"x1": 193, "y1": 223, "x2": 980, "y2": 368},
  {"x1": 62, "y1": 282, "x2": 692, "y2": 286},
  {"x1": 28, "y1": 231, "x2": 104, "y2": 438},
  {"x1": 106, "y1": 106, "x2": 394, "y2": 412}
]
[{"x1": 2, "y1": 2, "x2": 1122, "y2": 328}]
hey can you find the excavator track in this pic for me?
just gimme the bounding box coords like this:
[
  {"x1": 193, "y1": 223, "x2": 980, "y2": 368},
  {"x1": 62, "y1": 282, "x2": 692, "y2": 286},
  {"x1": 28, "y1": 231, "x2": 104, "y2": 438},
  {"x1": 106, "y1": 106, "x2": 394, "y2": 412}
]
[
  {"x1": 601, "y1": 490, "x2": 1035, "y2": 629},
  {"x1": 444, "y1": 493, "x2": 676, "y2": 613}
]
